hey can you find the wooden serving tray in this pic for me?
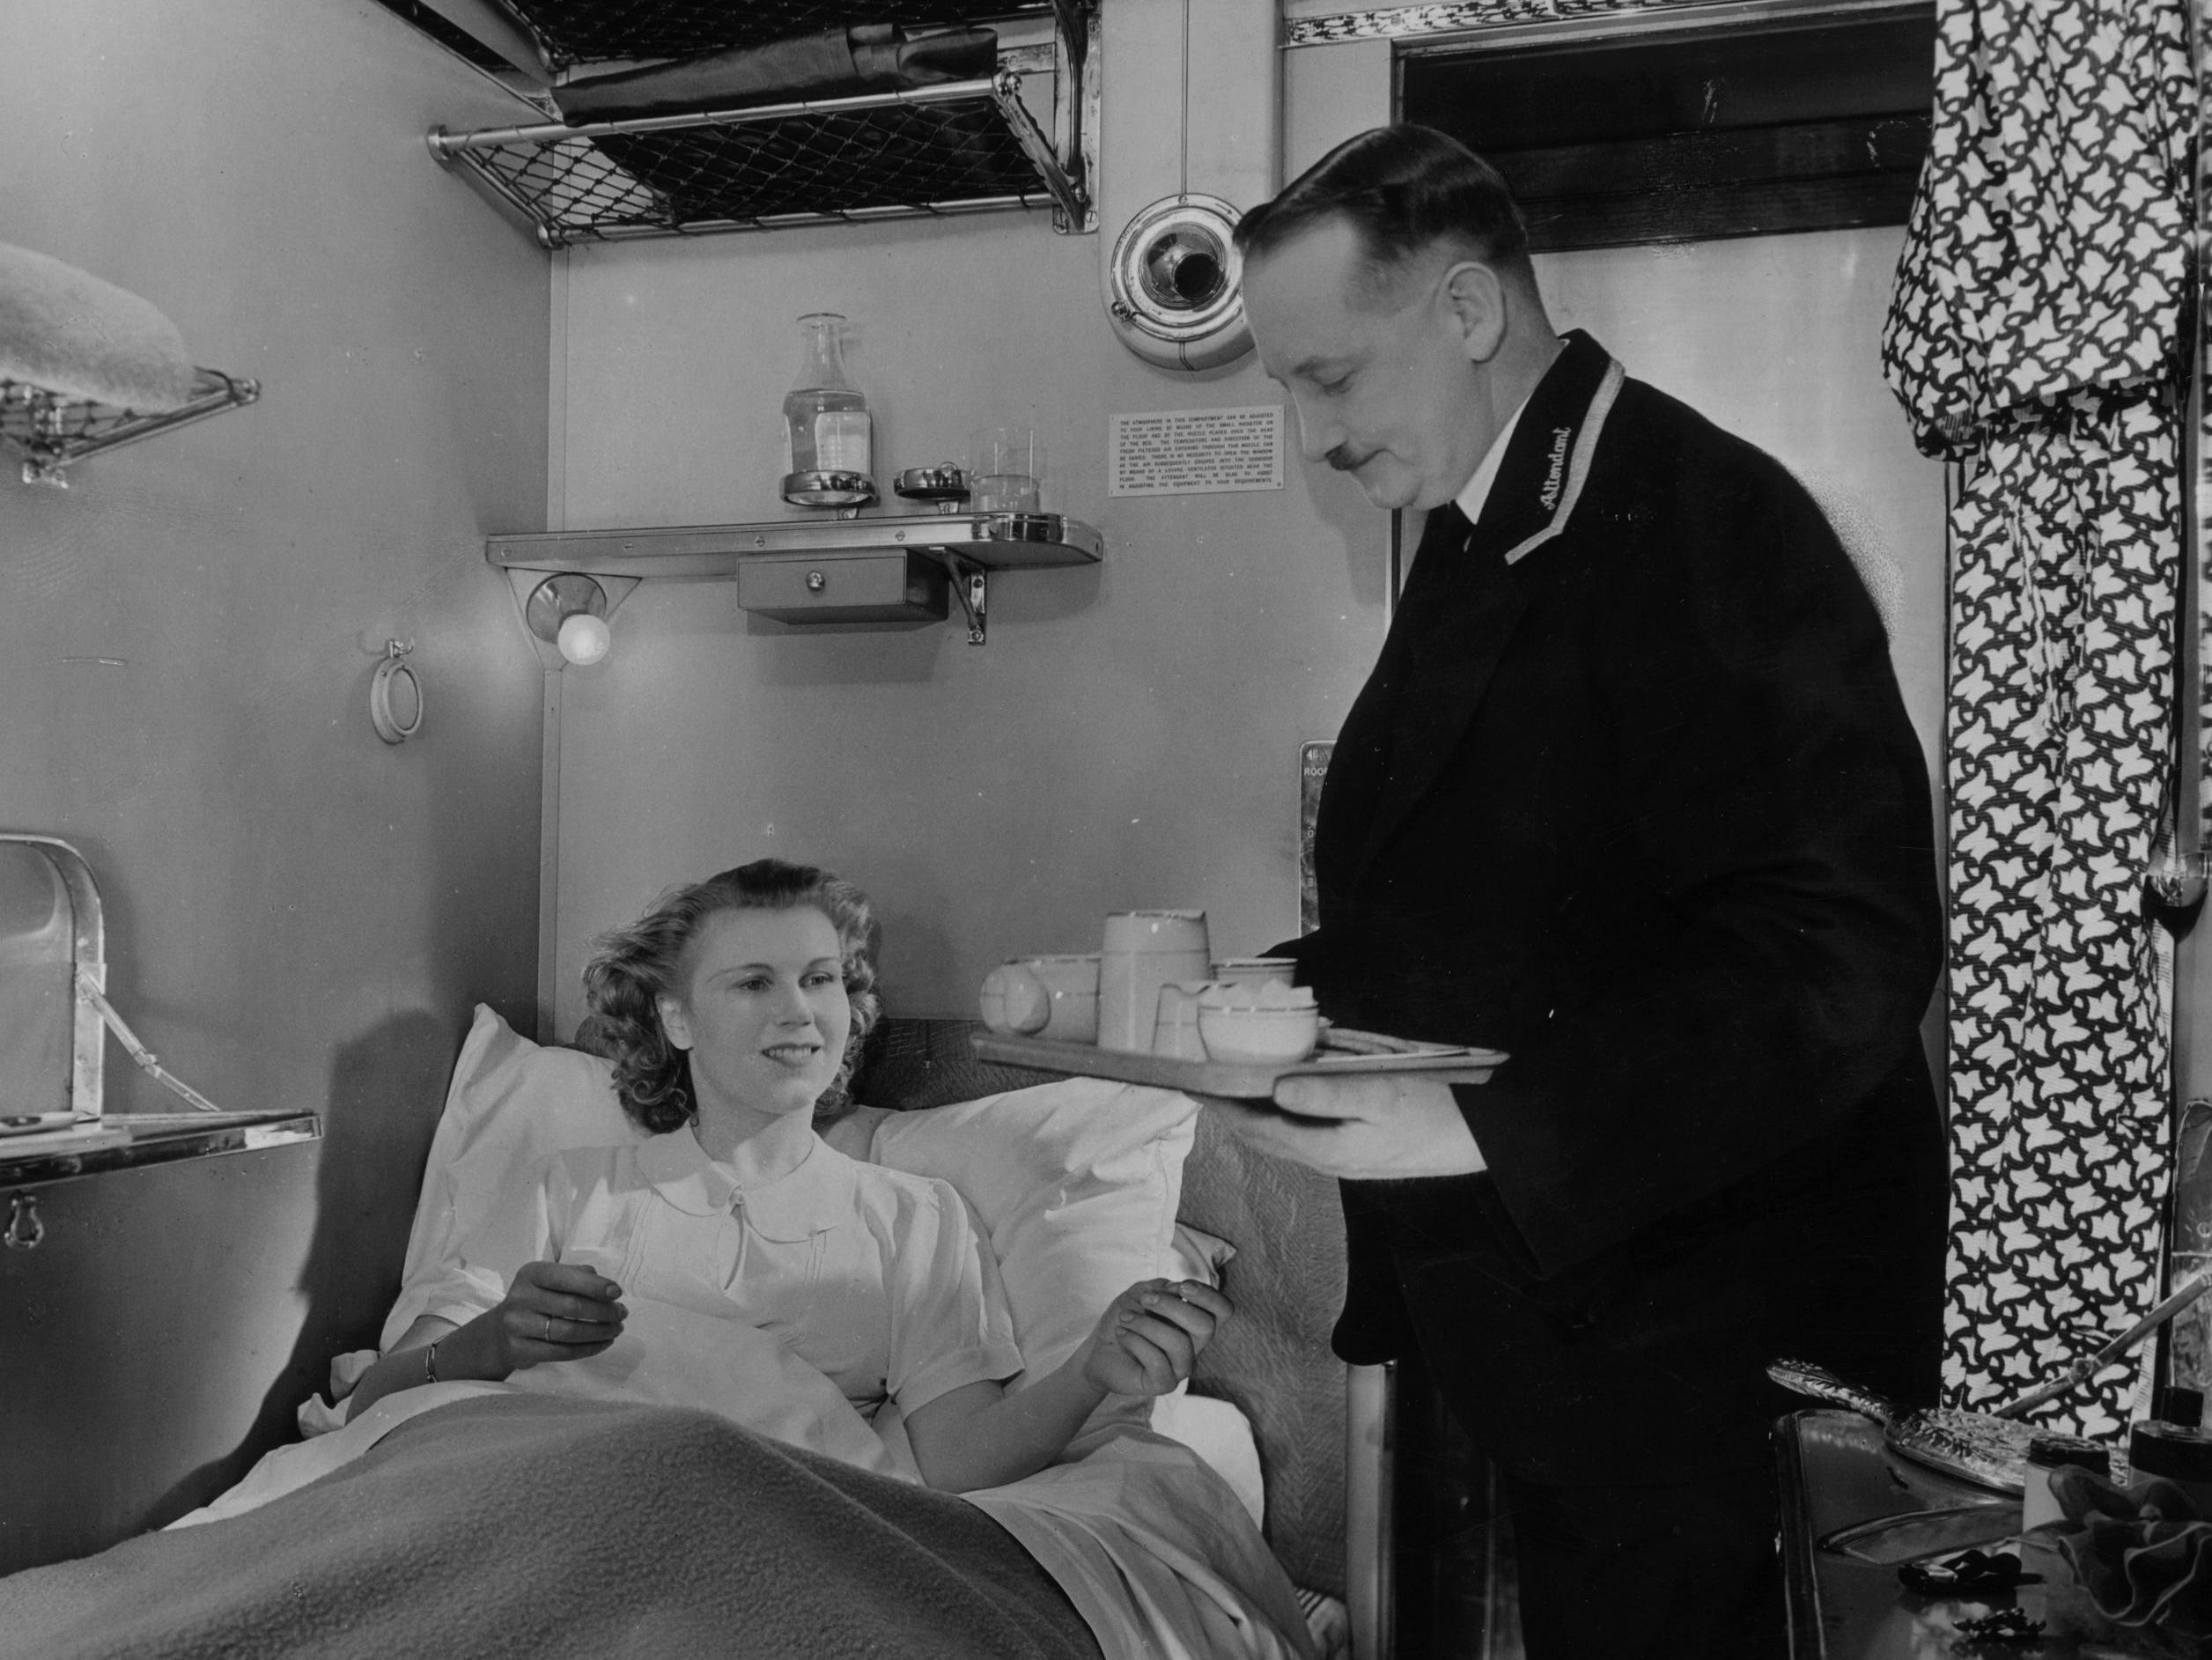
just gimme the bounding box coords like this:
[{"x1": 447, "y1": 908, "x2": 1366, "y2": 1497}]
[{"x1": 970, "y1": 1029, "x2": 1506, "y2": 1101}]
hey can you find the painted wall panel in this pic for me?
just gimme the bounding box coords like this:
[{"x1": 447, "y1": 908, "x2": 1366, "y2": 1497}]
[
  {"x1": 1282, "y1": 38, "x2": 1393, "y2": 176},
  {"x1": 549, "y1": 210, "x2": 1384, "y2": 1028},
  {"x1": 0, "y1": 0, "x2": 548, "y2": 1565}
]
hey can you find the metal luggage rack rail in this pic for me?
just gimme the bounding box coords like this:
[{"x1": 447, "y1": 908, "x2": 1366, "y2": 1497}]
[
  {"x1": 428, "y1": 67, "x2": 1090, "y2": 246},
  {"x1": 0, "y1": 369, "x2": 260, "y2": 488}
]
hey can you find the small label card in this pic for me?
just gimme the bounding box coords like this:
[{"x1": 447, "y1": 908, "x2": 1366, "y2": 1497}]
[
  {"x1": 1109, "y1": 405, "x2": 1285, "y2": 497},
  {"x1": 1300, "y1": 741, "x2": 1332, "y2": 933}
]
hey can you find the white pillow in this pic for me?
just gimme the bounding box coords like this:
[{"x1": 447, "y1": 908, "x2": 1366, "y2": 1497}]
[
  {"x1": 867, "y1": 1079, "x2": 1198, "y2": 1435},
  {"x1": 386, "y1": 1006, "x2": 1199, "y2": 1442},
  {"x1": 1153, "y1": 1391, "x2": 1266, "y2": 1529},
  {"x1": 381, "y1": 1005, "x2": 640, "y2": 1348}
]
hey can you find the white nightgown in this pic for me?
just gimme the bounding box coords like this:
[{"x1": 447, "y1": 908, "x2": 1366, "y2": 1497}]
[{"x1": 417, "y1": 1127, "x2": 1024, "y2": 1427}]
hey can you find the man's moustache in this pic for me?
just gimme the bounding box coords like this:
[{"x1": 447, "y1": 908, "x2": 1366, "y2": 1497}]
[{"x1": 1325, "y1": 448, "x2": 1367, "y2": 472}]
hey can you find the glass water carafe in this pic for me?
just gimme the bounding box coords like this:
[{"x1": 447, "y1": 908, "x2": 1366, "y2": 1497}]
[{"x1": 781, "y1": 312, "x2": 876, "y2": 508}]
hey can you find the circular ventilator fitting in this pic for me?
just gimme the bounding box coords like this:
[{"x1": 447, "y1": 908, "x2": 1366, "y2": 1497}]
[{"x1": 1105, "y1": 195, "x2": 1252, "y2": 372}]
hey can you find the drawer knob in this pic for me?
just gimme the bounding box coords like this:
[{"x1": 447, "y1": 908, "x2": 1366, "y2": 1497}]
[
  {"x1": 806, "y1": 570, "x2": 827, "y2": 594},
  {"x1": 6, "y1": 1190, "x2": 42, "y2": 1251}
]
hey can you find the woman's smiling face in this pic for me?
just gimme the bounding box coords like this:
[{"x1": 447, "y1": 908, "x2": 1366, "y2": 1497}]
[{"x1": 656, "y1": 904, "x2": 851, "y2": 1124}]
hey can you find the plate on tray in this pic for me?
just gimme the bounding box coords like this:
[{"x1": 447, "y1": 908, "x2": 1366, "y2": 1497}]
[{"x1": 970, "y1": 1028, "x2": 1507, "y2": 1101}]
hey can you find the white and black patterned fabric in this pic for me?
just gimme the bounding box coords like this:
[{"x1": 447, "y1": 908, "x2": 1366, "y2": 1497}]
[
  {"x1": 1883, "y1": 1, "x2": 2189, "y2": 460},
  {"x1": 1880, "y1": 0, "x2": 2192, "y2": 1433},
  {"x1": 1937, "y1": 398, "x2": 2179, "y2": 1435}
]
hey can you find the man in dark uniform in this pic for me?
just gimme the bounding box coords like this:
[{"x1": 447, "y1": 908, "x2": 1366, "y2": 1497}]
[{"x1": 1218, "y1": 126, "x2": 1947, "y2": 1659}]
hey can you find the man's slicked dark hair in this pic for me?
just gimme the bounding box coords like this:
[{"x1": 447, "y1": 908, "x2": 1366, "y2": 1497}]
[{"x1": 1234, "y1": 125, "x2": 1531, "y2": 294}]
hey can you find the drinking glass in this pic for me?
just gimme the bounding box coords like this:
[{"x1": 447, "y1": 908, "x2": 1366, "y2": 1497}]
[{"x1": 973, "y1": 426, "x2": 1046, "y2": 513}]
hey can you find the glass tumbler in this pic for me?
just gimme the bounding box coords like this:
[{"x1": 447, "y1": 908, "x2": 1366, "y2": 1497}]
[{"x1": 973, "y1": 426, "x2": 1046, "y2": 513}]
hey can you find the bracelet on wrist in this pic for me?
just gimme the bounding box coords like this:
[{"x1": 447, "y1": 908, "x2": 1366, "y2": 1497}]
[{"x1": 423, "y1": 1340, "x2": 439, "y2": 1385}]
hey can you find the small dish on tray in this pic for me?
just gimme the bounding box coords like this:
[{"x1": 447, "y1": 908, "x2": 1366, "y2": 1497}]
[
  {"x1": 1195, "y1": 981, "x2": 1321, "y2": 1064},
  {"x1": 970, "y1": 1026, "x2": 1507, "y2": 1101}
]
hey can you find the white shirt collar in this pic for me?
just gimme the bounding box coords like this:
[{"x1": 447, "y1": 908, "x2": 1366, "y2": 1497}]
[
  {"x1": 1453, "y1": 392, "x2": 1534, "y2": 527},
  {"x1": 637, "y1": 1125, "x2": 855, "y2": 1240}
]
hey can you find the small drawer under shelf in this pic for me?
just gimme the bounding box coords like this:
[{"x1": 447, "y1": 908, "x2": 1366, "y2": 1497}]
[{"x1": 736, "y1": 549, "x2": 949, "y2": 624}]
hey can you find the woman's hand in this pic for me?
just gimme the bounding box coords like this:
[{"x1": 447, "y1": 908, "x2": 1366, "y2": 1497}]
[
  {"x1": 1080, "y1": 1279, "x2": 1232, "y2": 1398},
  {"x1": 489, "y1": 1260, "x2": 627, "y2": 1370},
  {"x1": 344, "y1": 1263, "x2": 626, "y2": 1422},
  {"x1": 905, "y1": 1280, "x2": 1234, "y2": 1492}
]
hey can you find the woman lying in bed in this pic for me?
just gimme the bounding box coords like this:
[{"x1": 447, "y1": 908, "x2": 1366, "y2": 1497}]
[
  {"x1": 349, "y1": 857, "x2": 1231, "y2": 1492},
  {"x1": 4, "y1": 861, "x2": 1311, "y2": 1660}
]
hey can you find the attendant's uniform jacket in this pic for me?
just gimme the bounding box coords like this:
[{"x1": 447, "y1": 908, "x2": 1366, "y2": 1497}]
[{"x1": 1284, "y1": 331, "x2": 1948, "y2": 1487}]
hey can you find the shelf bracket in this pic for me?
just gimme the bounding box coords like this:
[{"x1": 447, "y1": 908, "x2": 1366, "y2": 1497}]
[{"x1": 935, "y1": 550, "x2": 989, "y2": 646}]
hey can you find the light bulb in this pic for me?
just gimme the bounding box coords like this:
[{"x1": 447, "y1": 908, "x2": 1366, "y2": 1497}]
[{"x1": 556, "y1": 611, "x2": 611, "y2": 667}]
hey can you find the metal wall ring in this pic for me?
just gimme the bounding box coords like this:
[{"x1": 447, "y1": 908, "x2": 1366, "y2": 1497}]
[{"x1": 369, "y1": 644, "x2": 424, "y2": 745}]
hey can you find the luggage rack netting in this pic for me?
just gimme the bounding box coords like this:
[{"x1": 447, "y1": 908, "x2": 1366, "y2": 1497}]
[
  {"x1": 0, "y1": 369, "x2": 260, "y2": 486},
  {"x1": 461, "y1": 133, "x2": 664, "y2": 232},
  {"x1": 497, "y1": 0, "x2": 1056, "y2": 71},
  {"x1": 432, "y1": 71, "x2": 1083, "y2": 244}
]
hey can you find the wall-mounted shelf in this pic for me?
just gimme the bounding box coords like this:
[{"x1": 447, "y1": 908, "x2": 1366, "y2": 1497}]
[
  {"x1": 0, "y1": 369, "x2": 260, "y2": 487},
  {"x1": 488, "y1": 511, "x2": 1102, "y2": 576},
  {"x1": 1, "y1": 1111, "x2": 321, "y2": 1195},
  {"x1": 488, "y1": 511, "x2": 1102, "y2": 645},
  {"x1": 427, "y1": 8, "x2": 1098, "y2": 245}
]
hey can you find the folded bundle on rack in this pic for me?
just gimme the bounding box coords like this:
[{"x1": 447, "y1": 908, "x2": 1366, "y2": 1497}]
[
  {"x1": 553, "y1": 23, "x2": 998, "y2": 125},
  {"x1": 2046, "y1": 1464, "x2": 2212, "y2": 1639},
  {"x1": 0, "y1": 240, "x2": 196, "y2": 412}
]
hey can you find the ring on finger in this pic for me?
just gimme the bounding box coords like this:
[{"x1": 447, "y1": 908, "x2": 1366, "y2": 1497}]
[{"x1": 543, "y1": 1313, "x2": 554, "y2": 1343}]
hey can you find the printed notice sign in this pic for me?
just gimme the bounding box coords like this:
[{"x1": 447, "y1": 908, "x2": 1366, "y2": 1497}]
[{"x1": 1109, "y1": 405, "x2": 1284, "y2": 497}]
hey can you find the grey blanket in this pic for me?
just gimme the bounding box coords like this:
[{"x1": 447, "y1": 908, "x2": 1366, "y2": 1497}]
[{"x1": 0, "y1": 1396, "x2": 1102, "y2": 1659}]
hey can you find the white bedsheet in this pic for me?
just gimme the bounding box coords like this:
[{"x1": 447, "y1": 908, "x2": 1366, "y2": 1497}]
[{"x1": 970, "y1": 1428, "x2": 1316, "y2": 1660}]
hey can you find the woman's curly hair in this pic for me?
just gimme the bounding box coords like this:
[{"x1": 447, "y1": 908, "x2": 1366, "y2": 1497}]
[{"x1": 574, "y1": 859, "x2": 881, "y2": 1135}]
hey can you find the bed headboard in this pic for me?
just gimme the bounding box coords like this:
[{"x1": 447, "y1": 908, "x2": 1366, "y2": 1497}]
[{"x1": 850, "y1": 1016, "x2": 1349, "y2": 1598}]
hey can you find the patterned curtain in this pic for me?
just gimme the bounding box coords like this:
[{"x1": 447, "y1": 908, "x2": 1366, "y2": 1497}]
[{"x1": 1880, "y1": 0, "x2": 2194, "y2": 1434}]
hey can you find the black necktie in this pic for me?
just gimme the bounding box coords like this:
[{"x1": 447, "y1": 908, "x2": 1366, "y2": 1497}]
[
  {"x1": 1401, "y1": 500, "x2": 1479, "y2": 618},
  {"x1": 1419, "y1": 499, "x2": 1472, "y2": 559}
]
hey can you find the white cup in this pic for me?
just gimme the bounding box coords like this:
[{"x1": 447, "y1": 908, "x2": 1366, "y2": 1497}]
[
  {"x1": 978, "y1": 955, "x2": 1100, "y2": 1043},
  {"x1": 1151, "y1": 980, "x2": 1213, "y2": 1060},
  {"x1": 1098, "y1": 910, "x2": 1211, "y2": 1052}
]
